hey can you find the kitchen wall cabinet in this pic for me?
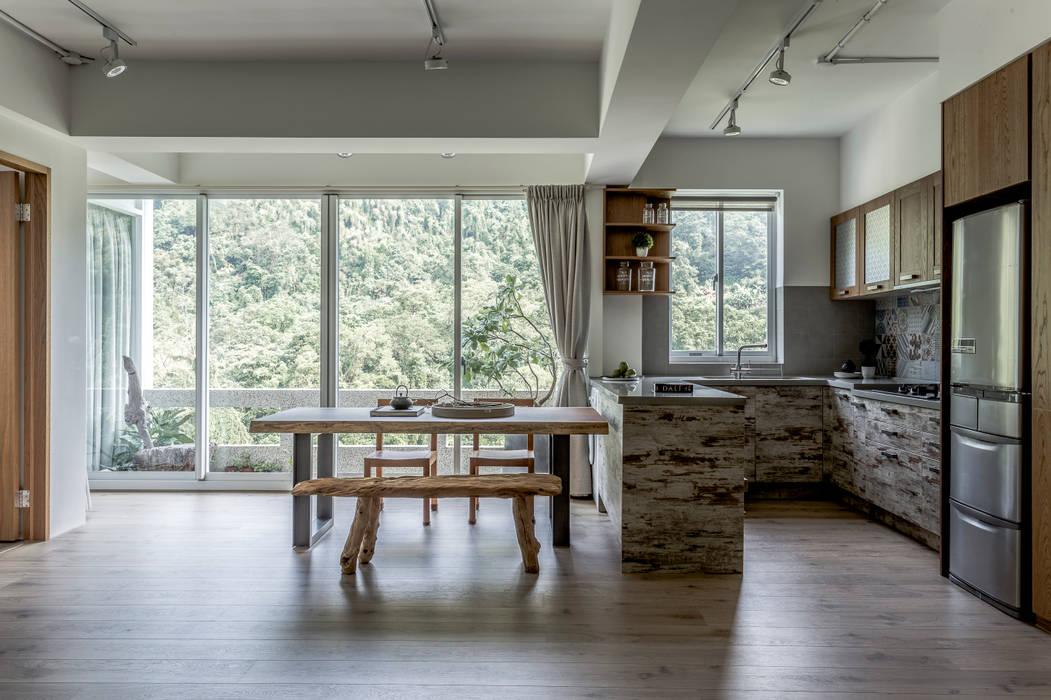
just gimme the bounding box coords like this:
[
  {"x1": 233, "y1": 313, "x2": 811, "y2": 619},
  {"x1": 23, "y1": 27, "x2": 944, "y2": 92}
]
[
  {"x1": 943, "y1": 55, "x2": 1030, "y2": 207},
  {"x1": 860, "y1": 195, "x2": 894, "y2": 296},
  {"x1": 894, "y1": 176, "x2": 933, "y2": 285},
  {"x1": 830, "y1": 173, "x2": 941, "y2": 300},
  {"x1": 829, "y1": 208, "x2": 861, "y2": 300}
]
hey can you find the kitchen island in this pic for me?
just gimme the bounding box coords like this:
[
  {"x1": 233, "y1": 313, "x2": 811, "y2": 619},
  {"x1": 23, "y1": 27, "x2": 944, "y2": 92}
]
[{"x1": 590, "y1": 378, "x2": 748, "y2": 574}]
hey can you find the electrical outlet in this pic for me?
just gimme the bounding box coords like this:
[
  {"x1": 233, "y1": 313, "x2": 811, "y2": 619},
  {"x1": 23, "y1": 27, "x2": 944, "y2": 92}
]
[{"x1": 15, "y1": 490, "x2": 30, "y2": 509}]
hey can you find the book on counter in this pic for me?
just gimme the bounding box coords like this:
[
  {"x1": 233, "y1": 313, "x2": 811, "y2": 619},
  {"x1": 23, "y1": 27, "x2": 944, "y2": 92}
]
[
  {"x1": 654, "y1": 382, "x2": 694, "y2": 394},
  {"x1": 369, "y1": 405, "x2": 426, "y2": 417}
]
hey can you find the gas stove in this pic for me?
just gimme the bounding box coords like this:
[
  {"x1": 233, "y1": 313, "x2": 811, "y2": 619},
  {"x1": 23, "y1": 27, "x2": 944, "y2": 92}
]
[{"x1": 867, "y1": 382, "x2": 940, "y2": 402}]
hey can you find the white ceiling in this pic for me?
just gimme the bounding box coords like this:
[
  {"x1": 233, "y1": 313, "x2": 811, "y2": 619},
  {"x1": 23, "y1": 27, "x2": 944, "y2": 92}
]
[
  {"x1": 0, "y1": 0, "x2": 612, "y2": 60},
  {"x1": 665, "y1": 0, "x2": 951, "y2": 138}
]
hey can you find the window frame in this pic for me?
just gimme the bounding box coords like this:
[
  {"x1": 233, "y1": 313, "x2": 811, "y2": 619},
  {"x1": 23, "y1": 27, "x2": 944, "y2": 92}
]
[
  {"x1": 668, "y1": 197, "x2": 778, "y2": 364},
  {"x1": 85, "y1": 188, "x2": 533, "y2": 489}
]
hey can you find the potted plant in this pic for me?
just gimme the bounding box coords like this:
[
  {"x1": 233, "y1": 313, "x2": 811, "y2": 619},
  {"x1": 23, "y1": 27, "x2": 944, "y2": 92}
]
[{"x1": 632, "y1": 231, "x2": 654, "y2": 257}]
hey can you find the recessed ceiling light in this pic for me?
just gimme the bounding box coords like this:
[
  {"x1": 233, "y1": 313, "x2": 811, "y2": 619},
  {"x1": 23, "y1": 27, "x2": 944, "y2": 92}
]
[
  {"x1": 336, "y1": 152, "x2": 353, "y2": 158},
  {"x1": 440, "y1": 152, "x2": 456, "y2": 159},
  {"x1": 723, "y1": 102, "x2": 741, "y2": 136}
]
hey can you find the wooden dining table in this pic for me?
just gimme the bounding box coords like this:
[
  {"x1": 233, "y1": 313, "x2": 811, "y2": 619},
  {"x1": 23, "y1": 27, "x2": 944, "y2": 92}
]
[{"x1": 249, "y1": 406, "x2": 609, "y2": 549}]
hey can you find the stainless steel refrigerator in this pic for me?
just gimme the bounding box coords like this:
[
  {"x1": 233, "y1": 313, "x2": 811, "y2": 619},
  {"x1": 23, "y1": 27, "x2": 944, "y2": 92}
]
[{"x1": 949, "y1": 201, "x2": 1029, "y2": 616}]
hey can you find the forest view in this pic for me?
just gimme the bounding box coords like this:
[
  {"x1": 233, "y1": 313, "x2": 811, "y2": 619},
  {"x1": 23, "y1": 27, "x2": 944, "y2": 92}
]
[{"x1": 671, "y1": 208, "x2": 770, "y2": 353}]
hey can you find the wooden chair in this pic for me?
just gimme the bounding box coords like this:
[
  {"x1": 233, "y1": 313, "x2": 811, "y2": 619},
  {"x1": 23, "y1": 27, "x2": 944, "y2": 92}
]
[
  {"x1": 468, "y1": 397, "x2": 536, "y2": 524},
  {"x1": 364, "y1": 398, "x2": 439, "y2": 525}
]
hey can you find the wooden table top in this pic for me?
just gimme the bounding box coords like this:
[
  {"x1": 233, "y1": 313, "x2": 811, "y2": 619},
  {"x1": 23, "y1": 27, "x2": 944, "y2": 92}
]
[{"x1": 249, "y1": 406, "x2": 610, "y2": 435}]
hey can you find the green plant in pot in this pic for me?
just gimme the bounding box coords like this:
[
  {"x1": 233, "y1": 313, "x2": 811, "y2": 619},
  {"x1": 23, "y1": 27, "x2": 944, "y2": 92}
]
[{"x1": 632, "y1": 231, "x2": 654, "y2": 257}]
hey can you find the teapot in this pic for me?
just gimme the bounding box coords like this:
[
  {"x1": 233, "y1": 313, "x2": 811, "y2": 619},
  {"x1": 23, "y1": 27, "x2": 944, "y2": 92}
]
[{"x1": 390, "y1": 385, "x2": 413, "y2": 410}]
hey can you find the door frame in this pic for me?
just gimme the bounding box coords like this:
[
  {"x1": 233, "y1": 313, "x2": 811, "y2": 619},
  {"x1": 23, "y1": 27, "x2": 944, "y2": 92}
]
[{"x1": 0, "y1": 150, "x2": 50, "y2": 541}]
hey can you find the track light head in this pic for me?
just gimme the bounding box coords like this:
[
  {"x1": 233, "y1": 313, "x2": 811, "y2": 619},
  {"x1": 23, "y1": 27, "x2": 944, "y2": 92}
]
[
  {"x1": 336, "y1": 152, "x2": 354, "y2": 158},
  {"x1": 440, "y1": 152, "x2": 456, "y2": 159},
  {"x1": 424, "y1": 55, "x2": 448, "y2": 70},
  {"x1": 723, "y1": 102, "x2": 741, "y2": 136},
  {"x1": 769, "y1": 47, "x2": 791, "y2": 86},
  {"x1": 100, "y1": 32, "x2": 126, "y2": 78}
]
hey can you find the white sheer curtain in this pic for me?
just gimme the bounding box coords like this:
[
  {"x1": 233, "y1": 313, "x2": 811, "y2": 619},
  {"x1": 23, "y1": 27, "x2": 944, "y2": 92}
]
[
  {"x1": 526, "y1": 185, "x2": 593, "y2": 496},
  {"x1": 86, "y1": 204, "x2": 134, "y2": 471}
]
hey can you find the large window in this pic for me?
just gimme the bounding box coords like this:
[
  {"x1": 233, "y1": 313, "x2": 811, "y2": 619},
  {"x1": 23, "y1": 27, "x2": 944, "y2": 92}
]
[
  {"x1": 85, "y1": 192, "x2": 553, "y2": 485},
  {"x1": 670, "y1": 195, "x2": 776, "y2": 361}
]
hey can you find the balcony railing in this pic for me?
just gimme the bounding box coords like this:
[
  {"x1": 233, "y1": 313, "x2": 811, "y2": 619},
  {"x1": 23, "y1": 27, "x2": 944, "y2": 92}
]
[{"x1": 139, "y1": 387, "x2": 526, "y2": 476}]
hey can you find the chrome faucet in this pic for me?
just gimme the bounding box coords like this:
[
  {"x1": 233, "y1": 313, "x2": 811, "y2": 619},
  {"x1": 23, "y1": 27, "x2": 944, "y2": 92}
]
[{"x1": 731, "y1": 343, "x2": 768, "y2": 378}]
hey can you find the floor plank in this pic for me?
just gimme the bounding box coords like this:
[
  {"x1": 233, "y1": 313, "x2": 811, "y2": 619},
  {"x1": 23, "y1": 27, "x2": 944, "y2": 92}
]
[{"x1": 0, "y1": 494, "x2": 1048, "y2": 698}]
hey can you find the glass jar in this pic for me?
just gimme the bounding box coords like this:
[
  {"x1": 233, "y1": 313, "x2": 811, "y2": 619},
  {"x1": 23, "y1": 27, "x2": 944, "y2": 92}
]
[
  {"x1": 642, "y1": 203, "x2": 655, "y2": 224},
  {"x1": 656, "y1": 202, "x2": 669, "y2": 224},
  {"x1": 615, "y1": 261, "x2": 633, "y2": 291},
  {"x1": 638, "y1": 261, "x2": 655, "y2": 292}
]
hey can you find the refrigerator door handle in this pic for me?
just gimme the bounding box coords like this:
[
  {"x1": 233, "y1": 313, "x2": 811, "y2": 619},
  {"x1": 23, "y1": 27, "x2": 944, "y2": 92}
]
[{"x1": 950, "y1": 425, "x2": 1021, "y2": 446}]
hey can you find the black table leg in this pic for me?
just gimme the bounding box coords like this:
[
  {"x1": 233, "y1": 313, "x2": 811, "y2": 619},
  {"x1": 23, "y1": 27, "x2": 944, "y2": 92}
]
[
  {"x1": 292, "y1": 433, "x2": 333, "y2": 550},
  {"x1": 550, "y1": 433, "x2": 570, "y2": 547},
  {"x1": 316, "y1": 433, "x2": 334, "y2": 520}
]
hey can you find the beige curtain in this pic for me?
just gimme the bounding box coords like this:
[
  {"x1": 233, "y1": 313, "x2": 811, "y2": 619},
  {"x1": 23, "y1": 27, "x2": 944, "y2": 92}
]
[{"x1": 526, "y1": 185, "x2": 592, "y2": 496}]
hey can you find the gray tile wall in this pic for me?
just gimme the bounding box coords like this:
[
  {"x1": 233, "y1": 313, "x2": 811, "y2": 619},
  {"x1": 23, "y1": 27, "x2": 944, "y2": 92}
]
[
  {"x1": 639, "y1": 286, "x2": 875, "y2": 376},
  {"x1": 874, "y1": 290, "x2": 941, "y2": 380}
]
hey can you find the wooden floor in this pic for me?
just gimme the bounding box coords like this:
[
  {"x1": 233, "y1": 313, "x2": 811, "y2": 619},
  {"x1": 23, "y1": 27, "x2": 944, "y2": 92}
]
[{"x1": 0, "y1": 495, "x2": 1049, "y2": 699}]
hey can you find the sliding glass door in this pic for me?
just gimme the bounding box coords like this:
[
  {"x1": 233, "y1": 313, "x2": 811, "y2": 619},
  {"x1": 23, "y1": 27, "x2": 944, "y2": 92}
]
[
  {"x1": 86, "y1": 190, "x2": 553, "y2": 487},
  {"x1": 87, "y1": 198, "x2": 198, "y2": 479},
  {"x1": 207, "y1": 198, "x2": 321, "y2": 477}
]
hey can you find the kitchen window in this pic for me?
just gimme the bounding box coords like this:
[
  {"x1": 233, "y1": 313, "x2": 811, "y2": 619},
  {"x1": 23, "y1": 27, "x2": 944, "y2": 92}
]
[{"x1": 669, "y1": 193, "x2": 777, "y2": 363}]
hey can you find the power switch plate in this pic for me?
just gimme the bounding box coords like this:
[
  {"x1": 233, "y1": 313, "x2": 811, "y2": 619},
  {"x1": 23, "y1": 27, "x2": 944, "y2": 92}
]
[{"x1": 15, "y1": 490, "x2": 30, "y2": 509}]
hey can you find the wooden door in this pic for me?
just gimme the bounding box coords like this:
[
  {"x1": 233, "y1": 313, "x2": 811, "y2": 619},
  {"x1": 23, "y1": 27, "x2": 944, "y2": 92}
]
[
  {"x1": 0, "y1": 172, "x2": 19, "y2": 541},
  {"x1": 859, "y1": 194, "x2": 894, "y2": 296},
  {"x1": 930, "y1": 172, "x2": 943, "y2": 280},
  {"x1": 943, "y1": 55, "x2": 1030, "y2": 207},
  {"x1": 1031, "y1": 40, "x2": 1051, "y2": 627},
  {"x1": 829, "y1": 208, "x2": 860, "y2": 300},
  {"x1": 894, "y1": 176, "x2": 931, "y2": 286}
]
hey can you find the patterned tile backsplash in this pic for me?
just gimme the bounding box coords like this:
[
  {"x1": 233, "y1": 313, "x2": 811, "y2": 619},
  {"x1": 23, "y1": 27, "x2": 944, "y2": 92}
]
[{"x1": 874, "y1": 290, "x2": 941, "y2": 380}]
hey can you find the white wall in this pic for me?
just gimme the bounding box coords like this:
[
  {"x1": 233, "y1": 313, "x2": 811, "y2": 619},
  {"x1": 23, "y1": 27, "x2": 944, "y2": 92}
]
[
  {"x1": 633, "y1": 137, "x2": 840, "y2": 287},
  {"x1": 0, "y1": 112, "x2": 88, "y2": 538},
  {"x1": 840, "y1": 0, "x2": 1051, "y2": 209},
  {"x1": 840, "y1": 73, "x2": 940, "y2": 210}
]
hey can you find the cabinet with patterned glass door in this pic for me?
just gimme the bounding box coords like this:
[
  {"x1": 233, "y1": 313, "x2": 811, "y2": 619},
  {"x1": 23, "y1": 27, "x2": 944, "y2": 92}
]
[
  {"x1": 858, "y1": 193, "x2": 894, "y2": 296},
  {"x1": 829, "y1": 208, "x2": 860, "y2": 300}
]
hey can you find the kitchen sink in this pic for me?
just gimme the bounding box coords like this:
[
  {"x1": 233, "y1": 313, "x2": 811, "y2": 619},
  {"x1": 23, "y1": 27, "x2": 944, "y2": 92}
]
[{"x1": 686, "y1": 376, "x2": 825, "y2": 385}]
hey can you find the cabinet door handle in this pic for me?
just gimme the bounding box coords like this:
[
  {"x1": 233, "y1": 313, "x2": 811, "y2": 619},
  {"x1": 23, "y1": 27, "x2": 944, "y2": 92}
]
[
  {"x1": 880, "y1": 407, "x2": 901, "y2": 416},
  {"x1": 925, "y1": 440, "x2": 940, "y2": 451},
  {"x1": 928, "y1": 465, "x2": 941, "y2": 474},
  {"x1": 899, "y1": 273, "x2": 918, "y2": 281},
  {"x1": 880, "y1": 450, "x2": 899, "y2": 460},
  {"x1": 880, "y1": 429, "x2": 900, "y2": 438},
  {"x1": 851, "y1": 402, "x2": 865, "y2": 409},
  {"x1": 933, "y1": 269, "x2": 941, "y2": 277},
  {"x1": 836, "y1": 394, "x2": 849, "y2": 401},
  {"x1": 866, "y1": 284, "x2": 881, "y2": 291}
]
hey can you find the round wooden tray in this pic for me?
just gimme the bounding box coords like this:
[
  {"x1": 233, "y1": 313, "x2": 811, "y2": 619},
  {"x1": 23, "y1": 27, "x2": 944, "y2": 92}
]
[{"x1": 430, "y1": 402, "x2": 516, "y2": 419}]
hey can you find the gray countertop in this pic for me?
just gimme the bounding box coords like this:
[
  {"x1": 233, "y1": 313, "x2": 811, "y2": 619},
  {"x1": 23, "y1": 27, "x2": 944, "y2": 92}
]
[
  {"x1": 591, "y1": 378, "x2": 746, "y2": 406},
  {"x1": 590, "y1": 376, "x2": 941, "y2": 410}
]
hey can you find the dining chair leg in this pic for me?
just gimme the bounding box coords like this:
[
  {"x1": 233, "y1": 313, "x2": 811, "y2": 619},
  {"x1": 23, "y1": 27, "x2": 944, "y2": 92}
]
[
  {"x1": 376, "y1": 465, "x2": 384, "y2": 510},
  {"x1": 430, "y1": 462, "x2": 438, "y2": 511},
  {"x1": 527, "y1": 462, "x2": 535, "y2": 522}
]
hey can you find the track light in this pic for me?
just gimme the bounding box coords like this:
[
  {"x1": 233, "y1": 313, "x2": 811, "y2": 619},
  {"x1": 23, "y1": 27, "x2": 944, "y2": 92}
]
[
  {"x1": 723, "y1": 101, "x2": 741, "y2": 136},
  {"x1": 100, "y1": 27, "x2": 126, "y2": 78},
  {"x1": 440, "y1": 152, "x2": 456, "y2": 159},
  {"x1": 336, "y1": 152, "x2": 354, "y2": 158},
  {"x1": 769, "y1": 43, "x2": 791, "y2": 86},
  {"x1": 423, "y1": 0, "x2": 448, "y2": 70}
]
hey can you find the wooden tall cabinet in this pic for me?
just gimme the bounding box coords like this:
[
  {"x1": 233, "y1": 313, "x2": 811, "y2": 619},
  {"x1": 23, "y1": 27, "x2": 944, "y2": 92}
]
[
  {"x1": 1031, "y1": 40, "x2": 1051, "y2": 627},
  {"x1": 943, "y1": 55, "x2": 1030, "y2": 207},
  {"x1": 859, "y1": 194, "x2": 894, "y2": 295}
]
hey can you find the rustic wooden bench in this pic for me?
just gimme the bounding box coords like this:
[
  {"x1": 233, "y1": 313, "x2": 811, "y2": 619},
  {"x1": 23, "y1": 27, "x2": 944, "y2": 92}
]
[{"x1": 291, "y1": 474, "x2": 562, "y2": 574}]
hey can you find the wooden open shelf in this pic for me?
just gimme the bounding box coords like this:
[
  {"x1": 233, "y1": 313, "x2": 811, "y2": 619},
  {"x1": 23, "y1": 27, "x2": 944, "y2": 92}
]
[{"x1": 603, "y1": 186, "x2": 677, "y2": 294}]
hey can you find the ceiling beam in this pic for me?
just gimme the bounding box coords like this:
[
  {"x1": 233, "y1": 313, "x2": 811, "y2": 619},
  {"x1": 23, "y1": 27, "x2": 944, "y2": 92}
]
[{"x1": 586, "y1": 0, "x2": 741, "y2": 184}]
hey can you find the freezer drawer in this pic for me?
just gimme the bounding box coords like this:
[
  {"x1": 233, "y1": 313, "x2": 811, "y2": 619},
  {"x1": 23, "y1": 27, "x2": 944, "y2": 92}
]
[
  {"x1": 949, "y1": 501, "x2": 1021, "y2": 610},
  {"x1": 949, "y1": 427, "x2": 1022, "y2": 522}
]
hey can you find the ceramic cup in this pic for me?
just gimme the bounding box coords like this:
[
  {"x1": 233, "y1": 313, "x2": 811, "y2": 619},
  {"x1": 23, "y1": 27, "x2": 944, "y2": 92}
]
[{"x1": 861, "y1": 366, "x2": 876, "y2": 379}]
